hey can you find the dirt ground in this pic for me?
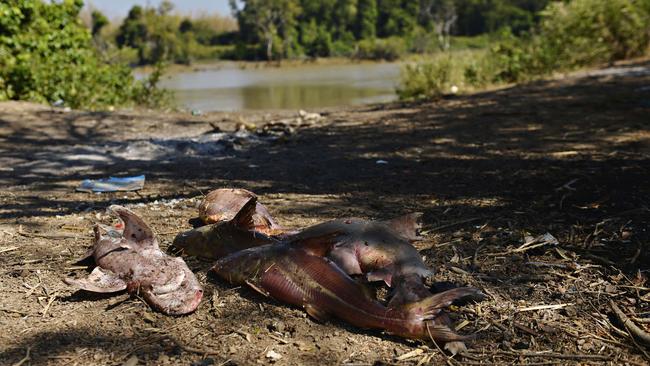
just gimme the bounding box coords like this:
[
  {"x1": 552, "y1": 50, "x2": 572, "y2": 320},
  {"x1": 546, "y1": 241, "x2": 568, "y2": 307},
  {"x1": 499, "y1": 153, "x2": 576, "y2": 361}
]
[{"x1": 1, "y1": 60, "x2": 649, "y2": 366}]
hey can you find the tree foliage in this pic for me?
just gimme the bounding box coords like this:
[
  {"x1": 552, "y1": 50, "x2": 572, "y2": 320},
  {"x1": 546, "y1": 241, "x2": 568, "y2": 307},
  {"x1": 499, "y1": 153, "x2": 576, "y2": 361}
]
[
  {"x1": 0, "y1": 0, "x2": 165, "y2": 108},
  {"x1": 114, "y1": 4, "x2": 237, "y2": 65},
  {"x1": 231, "y1": 0, "x2": 552, "y2": 60},
  {"x1": 91, "y1": 10, "x2": 108, "y2": 37},
  {"x1": 399, "y1": 0, "x2": 650, "y2": 100}
]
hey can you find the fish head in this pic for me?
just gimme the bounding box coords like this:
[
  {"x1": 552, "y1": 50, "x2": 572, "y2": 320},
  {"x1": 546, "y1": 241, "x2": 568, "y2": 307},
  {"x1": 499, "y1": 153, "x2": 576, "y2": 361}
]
[
  {"x1": 199, "y1": 188, "x2": 256, "y2": 224},
  {"x1": 142, "y1": 264, "x2": 204, "y2": 315},
  {"x1": 211, "y1": 244, "x2": 280, "y2": 285}
]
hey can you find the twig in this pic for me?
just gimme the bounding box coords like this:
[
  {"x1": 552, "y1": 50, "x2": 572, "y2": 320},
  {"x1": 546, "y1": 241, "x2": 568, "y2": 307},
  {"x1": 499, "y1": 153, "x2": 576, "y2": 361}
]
[
  {"x1": 525, "y1": 261, "x2": 571, "y2": 269},
  {"x1": 184, "y1": 181, "x2": 206, "y2": 197},
  {"x1": 471, "y1": 242, "x2": 486, "y2": 269},
  {"x1": 426, "y1": 323, "x2": 456, "y2": 366},
  {"x1": 517, "y1": 303, "x2": 573, "y2": 312},
  {"x1": 17, "y1": 227, "x2": 79, "y2": 239},
  {"x1": 268, "y1": 333, "x2": 289, "y2": 344},
  {"x1": 167, "y1": 335, "x2": 221, "y2": 356},
  {"x1": 0, "y1": 307, "x2": 30, "y2": 316},
  {"x1": 0, "y1": 246, "x2": 19, "y2": 254},
  {"x1": 41, "y1": 293, "x2": 57, "y2": 317},
  {"x1": 513, "y1": 322, "x2": 539, "y2": 337},
  {"x1": 423, "y1": 217, "x2": 481, "y2": 234},
  {"x1": 465, "y1": 349, "x2": 612, "y2": 361},
  {"x1": 395, "y1": 348, "x2": 424, "y2": 361},
  {"x1": 12, "y1": 346, "x2": 31, "y2": 366},
  {"x1": 609, "y1": 300, "x2": 650, "y2": 346}
]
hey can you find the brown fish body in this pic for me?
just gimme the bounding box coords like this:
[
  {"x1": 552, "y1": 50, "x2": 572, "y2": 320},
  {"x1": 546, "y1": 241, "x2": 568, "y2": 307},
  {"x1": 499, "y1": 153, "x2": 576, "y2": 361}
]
[
  {"x1": 65, "y1": 206, "x2": 203, "y2": 315},
  {"x1": 172, "y1": 221, "x2": 278, "y2": 259},
  {"x1": 173, "y1": 195, "x2": 280, "y2": 259},
  {"x1": 212, "y1": 244, "x2": 482, "y2": 341},
  {"x1": 189, "y1": 189, "x2": 433, "y2": 304},
  {"x1": 198, "y1": 188, "x2": 286, "y2": 236},
  {"x1": 289, "y1": 216, "x2": 430, "y2": 284},
  {"x1": 188, "y1": 191, "x2": 432, "y2": 305}
]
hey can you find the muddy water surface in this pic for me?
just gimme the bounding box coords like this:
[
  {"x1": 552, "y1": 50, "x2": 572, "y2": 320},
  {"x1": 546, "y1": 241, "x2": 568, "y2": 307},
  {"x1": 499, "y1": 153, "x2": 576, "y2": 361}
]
[{"x1": 160, "y1": 62, "x2": 401, "y2": 111}]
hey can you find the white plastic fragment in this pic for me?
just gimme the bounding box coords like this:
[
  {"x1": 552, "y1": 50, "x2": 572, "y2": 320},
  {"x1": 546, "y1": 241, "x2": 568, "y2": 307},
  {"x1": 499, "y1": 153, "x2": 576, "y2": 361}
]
[{"x1": 266, "y1": 350, "x2": 282, "y2": 361}]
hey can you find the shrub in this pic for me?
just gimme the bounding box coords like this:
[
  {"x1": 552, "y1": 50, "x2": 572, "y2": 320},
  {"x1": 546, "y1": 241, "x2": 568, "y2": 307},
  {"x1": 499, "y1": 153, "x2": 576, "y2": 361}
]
[
  {"x1": 538, "y1": 0, "x2": 650, "y2": 67},
  {"x1": 399, "y1": 0, "x2": 650, "y2": 98},
  {"x1": 491, "y1": 0, "x2": 650, "y2": 82},
  {"x1": 354, "y1": 37, "x2": 406, "y2": 61},
  {"x1": 397, "y1": 57, "x2": 452, "y2": 100},
  {"x1": 0, "y1": 0, "x2": 169, "y2": 109}
]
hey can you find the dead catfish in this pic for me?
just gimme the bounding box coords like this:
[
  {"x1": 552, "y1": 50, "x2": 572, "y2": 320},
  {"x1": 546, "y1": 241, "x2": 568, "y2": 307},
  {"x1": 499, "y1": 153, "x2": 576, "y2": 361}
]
[
  {"x1": 198, "y1": 188, "x2": 287, "y2": 236},
  {"x1": 288, "y1": 213, "x2": 433, "y2": 305},
  {"x1": 212, "y1": 243, "x2": 483, "y2": 342},
  {"x1": 65, "y1": 205, "x2": 203, "y2": 315},
  {"x1": 173, "y1": 196, "x2": 280, "y2": 259},
  {"x1": 182, "y1": 193, "x2": 433, "y2": 305}
]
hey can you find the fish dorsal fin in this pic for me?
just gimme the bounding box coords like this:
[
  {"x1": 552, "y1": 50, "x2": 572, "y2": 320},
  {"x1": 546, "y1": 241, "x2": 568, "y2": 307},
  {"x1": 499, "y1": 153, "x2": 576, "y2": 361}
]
[
  {"x1": 109, "y1": 205, "x2": 154, "y2": 243},
  {"x1": 382, "y1": 212, "x2": 423, "y2": 241},
  {"x1": 230, "y1": 196, "x2": 258, "y2": 231}
]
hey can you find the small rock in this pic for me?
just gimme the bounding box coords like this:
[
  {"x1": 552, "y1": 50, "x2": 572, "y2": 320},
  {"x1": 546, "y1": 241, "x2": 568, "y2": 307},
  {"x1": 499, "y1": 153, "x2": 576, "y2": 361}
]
[
  {"x1": 142, "y1": 312, "x2": 156, "y2": 323},
  {"x1": 157, "y1": 354, "x2": 169, "y2": 363},
  {"x1": 122, "y1": 355, "x2": 139, "y2": 366},
  {"x1": 191, "y1": 357, "x2": 215, "y2": 366},
  {"x1": 267, "y1": 320, "x2": 285, "y2": 333}
]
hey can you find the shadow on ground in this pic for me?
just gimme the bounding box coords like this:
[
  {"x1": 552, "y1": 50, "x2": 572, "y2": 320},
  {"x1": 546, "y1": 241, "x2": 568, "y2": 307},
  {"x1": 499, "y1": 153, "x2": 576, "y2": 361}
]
[{"x1": 1, "y1": 61, "x2": 648, "y2": 270}]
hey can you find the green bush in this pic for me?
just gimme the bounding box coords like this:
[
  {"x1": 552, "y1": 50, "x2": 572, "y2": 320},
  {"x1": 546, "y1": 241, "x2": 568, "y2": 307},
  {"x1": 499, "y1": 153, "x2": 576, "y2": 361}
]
[
  {"x1": 354, "y1": 37, "x2": 406, "y2": 61},
  {"x1": 397, "y1": 57, "x2": 452, "y2": 100},
  {"x1": 538, "y1": 0, "x2": 650, "y2": 67},
  {"x1": 491, "y1": 0, "x2": 650, "y2": 82},
  {"x1": 330, "y1": 39, "x2": 355, "y2": 57},
  {"x1": 399, "y1": 0, "x2": 650, "y2": 98},
  {"x1": 0, "y1": 0, "x2": 169, "y2": 109}
]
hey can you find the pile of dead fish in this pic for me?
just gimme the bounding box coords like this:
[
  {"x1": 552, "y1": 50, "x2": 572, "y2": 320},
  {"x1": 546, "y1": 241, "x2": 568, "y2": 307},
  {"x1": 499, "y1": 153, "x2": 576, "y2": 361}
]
[{"x1": 65, "y1": 188, "x2": 484, "y2": 344}]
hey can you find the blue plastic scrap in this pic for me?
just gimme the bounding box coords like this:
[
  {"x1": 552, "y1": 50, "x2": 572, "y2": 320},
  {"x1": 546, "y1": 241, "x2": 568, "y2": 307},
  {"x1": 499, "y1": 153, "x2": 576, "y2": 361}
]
[{"x1": 76, "y1": 175, "x2": 145, "y2": 193}]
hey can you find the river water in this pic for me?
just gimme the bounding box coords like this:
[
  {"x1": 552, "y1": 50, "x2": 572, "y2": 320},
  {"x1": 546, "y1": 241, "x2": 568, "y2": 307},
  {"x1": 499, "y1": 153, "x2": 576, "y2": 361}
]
[{"x1": 159, "y1": 62, "x2": 402, "y2": 111}]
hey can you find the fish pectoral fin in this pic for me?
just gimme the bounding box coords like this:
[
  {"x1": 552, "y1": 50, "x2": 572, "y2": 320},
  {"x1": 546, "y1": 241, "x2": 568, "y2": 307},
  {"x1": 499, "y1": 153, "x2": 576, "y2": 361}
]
[
  {"x1": 304, "y1": 303, "x2": 330, "y2": 322},
  {"x1": 245, "y1": 279, "x2": 270, "y2": 297},
  {"x1": 65, "y1": 267, "x2": 127, "y2": 293},
  {"x1": 74, "y1": 246, "x2": 96, "y2": 264},
  {"x1": 424, "y1": 322, "x2": 470, "y2": 343},
  {"x1": 366, "y1": 268, "x2": 393, "y2": 287},
  {"x1": 403, "y1": 287, "x2": 485, "y2": 318},
  {"x1": 108, "y1": 205, "x2": 155, "y2": 243}
]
